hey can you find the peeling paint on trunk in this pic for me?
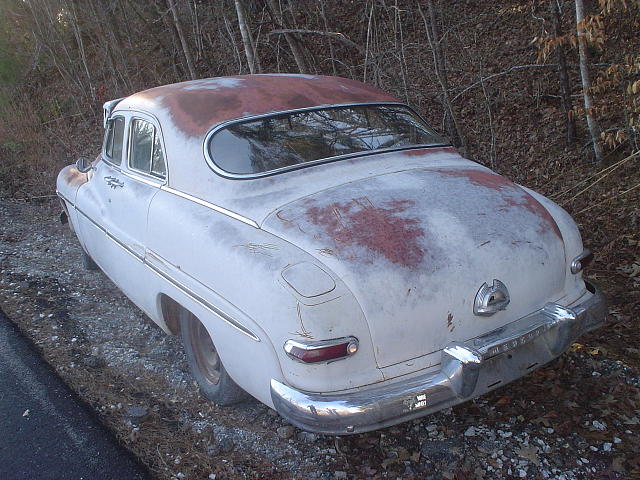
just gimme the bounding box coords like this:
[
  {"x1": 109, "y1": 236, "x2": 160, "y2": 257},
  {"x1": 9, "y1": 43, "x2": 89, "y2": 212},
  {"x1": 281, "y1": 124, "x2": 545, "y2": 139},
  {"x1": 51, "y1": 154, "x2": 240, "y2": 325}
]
[
  {"x1": 305, "y1": 198, "x2": 425, "y2": 268},
  {"x1": 438, "y1": 169, "x2": 562, "y2": 239},
  {"x1": 263, "y1": 166, "x2": 568, "y2": 368}
]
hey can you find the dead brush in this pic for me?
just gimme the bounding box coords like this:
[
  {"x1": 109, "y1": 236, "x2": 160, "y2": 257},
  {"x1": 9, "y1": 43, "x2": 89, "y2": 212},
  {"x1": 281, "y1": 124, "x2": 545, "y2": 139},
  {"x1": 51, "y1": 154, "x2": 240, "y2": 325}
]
[{"x1": 0, "y1": 90, "x2": 53, "y2": 198}]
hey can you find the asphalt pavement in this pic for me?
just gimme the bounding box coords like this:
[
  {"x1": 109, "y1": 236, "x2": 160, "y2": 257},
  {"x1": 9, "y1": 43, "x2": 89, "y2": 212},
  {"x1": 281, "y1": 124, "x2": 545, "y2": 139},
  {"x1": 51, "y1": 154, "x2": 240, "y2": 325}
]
[{"x1": 0, "y1": 308, "x2": 150, "y2": 480}]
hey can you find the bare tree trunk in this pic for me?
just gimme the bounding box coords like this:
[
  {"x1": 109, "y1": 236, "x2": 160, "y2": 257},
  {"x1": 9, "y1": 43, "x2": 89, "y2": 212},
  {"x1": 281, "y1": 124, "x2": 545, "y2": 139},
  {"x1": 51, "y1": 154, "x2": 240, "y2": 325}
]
[
  {"x1": 550, "y1": 0, "x2": 576, "y2": 145},
  {"x1": 266, "y1": 0, "x2": 307, "y2": 73},
  {"x1": 66, "y1": 0, "x2": 95, "y2": 102},
  {"x1": 419, "y1": 1, "x2": 462, "y2": 147},
  {"x1": 575, "y1": 0, "x2": 604, "y2": 163},
  {"x1": 168, "y1": 0, "x2": 197, "y2": 80},
  {"x1": 234, "y1": 0, "x2": 262, "y2": 74}
]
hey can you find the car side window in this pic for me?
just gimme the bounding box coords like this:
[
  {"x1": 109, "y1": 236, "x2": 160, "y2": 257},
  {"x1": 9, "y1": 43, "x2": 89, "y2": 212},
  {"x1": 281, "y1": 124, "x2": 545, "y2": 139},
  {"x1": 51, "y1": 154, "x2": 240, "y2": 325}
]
[
  {"x1": 104, "y1": 116, "x2": 125, "y2": 165},
  {"x1": 129, "y1": 119, "x2": 166, "y2": 179}
]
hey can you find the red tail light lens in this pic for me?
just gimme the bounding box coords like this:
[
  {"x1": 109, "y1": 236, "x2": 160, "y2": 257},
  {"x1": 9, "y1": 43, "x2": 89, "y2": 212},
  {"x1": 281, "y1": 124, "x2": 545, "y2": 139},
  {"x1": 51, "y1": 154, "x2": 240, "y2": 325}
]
[{"x1": 284, "y1": 337, "x2": 359, "y2": 363}]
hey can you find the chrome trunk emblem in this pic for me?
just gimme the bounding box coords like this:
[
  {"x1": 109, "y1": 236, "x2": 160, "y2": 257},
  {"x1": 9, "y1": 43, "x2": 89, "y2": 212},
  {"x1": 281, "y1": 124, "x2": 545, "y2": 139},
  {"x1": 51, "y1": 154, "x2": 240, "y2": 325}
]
[{"x1": 474, "y1": 279, "x2": 510, "y2": 316}]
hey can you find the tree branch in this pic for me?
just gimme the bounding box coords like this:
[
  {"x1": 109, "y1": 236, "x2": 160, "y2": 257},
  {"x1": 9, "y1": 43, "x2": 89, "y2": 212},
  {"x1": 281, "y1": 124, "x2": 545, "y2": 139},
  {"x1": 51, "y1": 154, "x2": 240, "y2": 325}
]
[
  {"x1": 451, "y1": 64, "x2": 557, "y2": 104},
  {"x1": 269, "y1": 29, "x2": 363, "y2": 53}
]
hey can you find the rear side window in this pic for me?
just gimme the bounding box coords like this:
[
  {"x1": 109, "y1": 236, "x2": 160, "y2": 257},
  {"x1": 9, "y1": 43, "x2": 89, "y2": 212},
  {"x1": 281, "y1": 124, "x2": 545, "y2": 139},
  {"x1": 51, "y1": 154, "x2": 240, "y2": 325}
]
[
  {"x1": 104, "y1": 116, "x2": 125, "y2": 165},
  {"x1": 129, "y1": 119, "x2": 166, "y2": 179}
]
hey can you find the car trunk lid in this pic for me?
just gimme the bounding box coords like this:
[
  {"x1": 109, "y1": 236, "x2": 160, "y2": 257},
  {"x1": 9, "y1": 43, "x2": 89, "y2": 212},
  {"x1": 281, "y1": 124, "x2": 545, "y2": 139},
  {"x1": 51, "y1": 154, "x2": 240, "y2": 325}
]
[{"x1": 263, "y1": 167, "x2": 566, "y2": 368}]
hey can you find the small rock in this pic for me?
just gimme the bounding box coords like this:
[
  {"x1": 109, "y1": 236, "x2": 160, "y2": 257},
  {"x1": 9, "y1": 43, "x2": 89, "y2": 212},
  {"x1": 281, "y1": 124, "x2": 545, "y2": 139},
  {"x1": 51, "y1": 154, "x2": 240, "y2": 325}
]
[
  {"x1": 603, "y1": 442, "x2": 612, "y2": 451},
  {"x1": 82, "y1": 355, "x2": 104, "y2": 368},
  {"x1": 613, "y1": 437, "x2": 622, "y2": 444},
  {"x1": 464, "y1": 426, "x2": 477, "y2": 437},
  {"x1": 592, "y1": 420, "x2": 606, "y2": 431},
  {"x1": 125, "y1": 406, "x2": 149, "y2": 424},
  {"x1": 277, "y1": 426, "x2": 295, "y2": 440},
  {"x1": 218, "y1": 436, "x2": 234, "y2": 453},
  {"x1": 334, "y1": 471, "x2": 347, "y2": 479},
  {"x1": 298, "y1": 431, "x2": 318, "y2": 442}
]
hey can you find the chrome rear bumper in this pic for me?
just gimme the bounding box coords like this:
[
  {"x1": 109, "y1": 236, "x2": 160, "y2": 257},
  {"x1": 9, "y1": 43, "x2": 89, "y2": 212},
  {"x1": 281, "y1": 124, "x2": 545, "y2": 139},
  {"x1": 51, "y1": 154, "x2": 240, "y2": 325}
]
[{"x1": 270, "y1": 281, "x2": 607, "y2": 435}]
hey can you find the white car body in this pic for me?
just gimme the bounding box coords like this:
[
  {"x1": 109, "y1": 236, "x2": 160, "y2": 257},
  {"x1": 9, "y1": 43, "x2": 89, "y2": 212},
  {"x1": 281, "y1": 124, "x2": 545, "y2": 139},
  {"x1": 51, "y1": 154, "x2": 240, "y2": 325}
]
[{"x1": 57, "y1": 75, "x2": 606, "y2": 434}]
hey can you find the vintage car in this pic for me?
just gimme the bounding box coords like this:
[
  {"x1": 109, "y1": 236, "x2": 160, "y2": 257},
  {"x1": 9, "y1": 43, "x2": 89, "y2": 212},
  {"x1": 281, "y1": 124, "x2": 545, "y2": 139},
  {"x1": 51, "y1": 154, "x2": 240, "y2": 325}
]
[{"x1": 56, "y1": 74, "x2": 607, "y2": 434}]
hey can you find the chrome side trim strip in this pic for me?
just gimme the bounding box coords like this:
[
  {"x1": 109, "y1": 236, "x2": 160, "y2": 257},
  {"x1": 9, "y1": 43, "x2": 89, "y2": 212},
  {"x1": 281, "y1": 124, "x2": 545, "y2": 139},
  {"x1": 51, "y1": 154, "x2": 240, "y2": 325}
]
[
  {"x1": 120, "y1": 168, "x2": 164, "y2": 187},
  {"x1": 56, "y1": 190, "x2": 74, "y2": 208},
  {"x1": 61, "y1": 191, "x2": 259, "y2": 341},
  {"x1": 145, "y1": 251, "x2": 260, "y2": 342},
  {"x1": 75, "y1": 206, "x2": 144, "y2": 260},
  {"x1": 106, "y1": 230, "x2": 144, "y2": 261},
  {"x1": 160, "y1": 186, "x2": 260, "y2": 229},
  {"x1": 75, "y1": 206, "x2": 106, "y2": 233}
]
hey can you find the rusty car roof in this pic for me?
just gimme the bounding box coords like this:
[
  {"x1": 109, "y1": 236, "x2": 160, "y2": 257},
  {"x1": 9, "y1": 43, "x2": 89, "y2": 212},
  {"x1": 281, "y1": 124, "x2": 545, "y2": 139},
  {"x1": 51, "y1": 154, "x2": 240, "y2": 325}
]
[{"x1": 117, "y1": 74, "x2": 400, "y2": 138}]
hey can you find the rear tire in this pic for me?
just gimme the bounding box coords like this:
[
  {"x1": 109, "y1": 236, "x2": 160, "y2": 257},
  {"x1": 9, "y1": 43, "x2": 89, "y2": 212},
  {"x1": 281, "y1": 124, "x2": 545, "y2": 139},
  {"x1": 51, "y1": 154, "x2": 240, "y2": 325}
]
[
  {"x1": 179, "y1": 309, "x2": 247, "y2": 405},
  {"x1": 81, "y1": 247, "x2": 98, "y2": 271}
]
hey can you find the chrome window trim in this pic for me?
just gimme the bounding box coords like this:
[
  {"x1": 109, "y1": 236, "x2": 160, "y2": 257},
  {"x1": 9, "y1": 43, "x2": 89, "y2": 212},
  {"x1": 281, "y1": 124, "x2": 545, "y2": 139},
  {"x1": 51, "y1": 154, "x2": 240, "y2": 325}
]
[
  {"x1": 102, "y1": 109, "x2": 169, "y2": 185},
  {"x1": 202, "y1": 102, "x2": 449, "y2": 180},
  {"x1": 102, "y1": 115, "x2": 126, "y2": 166},
  {"x1": 103, "y1": 98, "x2": 125, "y2": 128},
  {"x1": 160, "y1": 185, "x2": 259, "y2": 229},
  {"x1": 127, "y1": 116, "x2": 168, "y2": 182}
]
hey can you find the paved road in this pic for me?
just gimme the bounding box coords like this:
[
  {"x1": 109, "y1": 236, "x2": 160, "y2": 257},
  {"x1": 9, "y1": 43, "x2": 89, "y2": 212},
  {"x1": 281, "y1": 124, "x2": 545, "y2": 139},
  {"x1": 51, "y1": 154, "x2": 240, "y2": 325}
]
[{"x1": 0, "y1": 308, "x2": 150, "y2": 480}]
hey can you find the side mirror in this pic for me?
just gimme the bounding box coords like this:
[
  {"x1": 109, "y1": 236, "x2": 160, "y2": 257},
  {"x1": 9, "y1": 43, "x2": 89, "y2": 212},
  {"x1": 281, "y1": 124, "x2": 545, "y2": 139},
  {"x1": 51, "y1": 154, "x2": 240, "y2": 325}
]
[{"x1": 76, "y1": 157, "x2": 94, "y2": 173}]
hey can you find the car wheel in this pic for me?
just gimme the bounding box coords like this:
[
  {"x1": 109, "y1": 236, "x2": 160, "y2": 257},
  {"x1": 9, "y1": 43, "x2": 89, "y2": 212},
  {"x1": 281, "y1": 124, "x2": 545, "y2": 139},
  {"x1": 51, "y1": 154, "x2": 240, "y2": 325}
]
[
  {"x1": 81, "y1": 247, "x2": 98, "y2": 271},
  {"x1": 179, "y1": 309, "x2": 247, "y2": 405}
]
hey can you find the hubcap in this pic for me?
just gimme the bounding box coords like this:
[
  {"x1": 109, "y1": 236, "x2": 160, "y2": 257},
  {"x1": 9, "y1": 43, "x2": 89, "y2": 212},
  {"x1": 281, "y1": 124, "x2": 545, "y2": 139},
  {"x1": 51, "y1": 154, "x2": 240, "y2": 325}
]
[{"x1": 191, "y1": 320, "x2": 221, "y2": 385}]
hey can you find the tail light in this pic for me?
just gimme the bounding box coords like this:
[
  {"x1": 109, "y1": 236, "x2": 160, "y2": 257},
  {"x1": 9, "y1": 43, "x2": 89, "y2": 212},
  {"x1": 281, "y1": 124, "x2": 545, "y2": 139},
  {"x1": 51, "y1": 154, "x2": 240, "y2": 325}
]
[
  {"x1": 284, "y1": 337, "x2": 359, "y2": 364},
  {"x1": 571, "y1": 249, "x2": 594, "y2": 274}
]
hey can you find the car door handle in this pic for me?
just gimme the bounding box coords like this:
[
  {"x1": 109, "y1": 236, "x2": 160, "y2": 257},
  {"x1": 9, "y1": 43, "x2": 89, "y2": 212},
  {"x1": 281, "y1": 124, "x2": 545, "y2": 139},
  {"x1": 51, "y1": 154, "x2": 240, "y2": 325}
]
[{"x1": 104, "y1": 176, "x2": 124, "y2": 189}]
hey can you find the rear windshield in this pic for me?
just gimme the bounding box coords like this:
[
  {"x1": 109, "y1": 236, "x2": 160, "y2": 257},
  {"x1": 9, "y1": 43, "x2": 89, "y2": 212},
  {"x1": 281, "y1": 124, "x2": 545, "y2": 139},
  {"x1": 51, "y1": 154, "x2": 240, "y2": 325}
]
[{"x1": 207, "y1": 104, "x2": 446, "y2": 176}]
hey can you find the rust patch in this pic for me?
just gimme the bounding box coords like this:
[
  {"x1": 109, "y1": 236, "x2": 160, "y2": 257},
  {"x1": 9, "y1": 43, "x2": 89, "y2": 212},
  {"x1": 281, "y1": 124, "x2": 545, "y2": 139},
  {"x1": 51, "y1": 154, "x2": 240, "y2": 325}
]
[
  {"x1": 447, "y1": 312, "x2": 454, "y2": 332},
  {"x1": 162, "y1": 90, "x2": 243, "y2": 137},
  {"x1": 399, "y1": 146, "x2": 458, "y2": 156},
  {"x1": 305, "y1": 197, "x2": 425, "y2": 268},
  {"x1": 438, "y1": 169, "x2": 562, "y2": 239},
  {"x1": 128, "y1": 75, "x2": 399, "y2": 138},
  {"x1": 438, "y1": 168, "x2": 515, "y2": 192},
  {"x1": 503, "y1": 193, "x2": 563, "y2": 239},
  {"x1": 290, "y1": 302, "x2": 313, "y2": 339},
  {"x1": 61, "y1": 166, "x2": 87, "y2": 188}
]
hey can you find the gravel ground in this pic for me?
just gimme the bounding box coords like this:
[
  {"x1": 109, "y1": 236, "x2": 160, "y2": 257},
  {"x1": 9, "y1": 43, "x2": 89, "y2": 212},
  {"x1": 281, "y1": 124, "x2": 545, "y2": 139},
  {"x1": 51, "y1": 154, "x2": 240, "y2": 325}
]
[{"x1": 1, "y1": 198, "x2": 638, "y2": 480}]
